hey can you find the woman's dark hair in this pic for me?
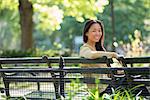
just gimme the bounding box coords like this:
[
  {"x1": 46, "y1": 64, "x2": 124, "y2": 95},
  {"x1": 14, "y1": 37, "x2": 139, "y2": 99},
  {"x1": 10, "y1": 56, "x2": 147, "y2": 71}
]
[{"x1": 83, "y1": 20, "x2": 105, "y2": 51}]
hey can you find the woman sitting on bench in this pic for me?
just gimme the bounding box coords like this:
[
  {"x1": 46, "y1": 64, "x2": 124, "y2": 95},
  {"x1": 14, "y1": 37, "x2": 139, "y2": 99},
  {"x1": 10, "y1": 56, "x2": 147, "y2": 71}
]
[{"x1": 79, "y1": 19, "x2": 120, "y2": 93}]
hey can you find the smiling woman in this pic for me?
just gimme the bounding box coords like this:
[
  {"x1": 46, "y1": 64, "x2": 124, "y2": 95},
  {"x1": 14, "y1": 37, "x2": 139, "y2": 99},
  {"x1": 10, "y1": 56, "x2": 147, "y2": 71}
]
[{"x1": 79, "y1": 19, "x2": 121, "y2": 93}]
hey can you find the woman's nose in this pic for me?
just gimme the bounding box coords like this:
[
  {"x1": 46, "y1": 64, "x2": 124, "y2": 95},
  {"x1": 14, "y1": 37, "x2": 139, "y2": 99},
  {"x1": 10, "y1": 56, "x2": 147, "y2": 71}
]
[{"x1": 95, "y1": 31, "x2": 101, "y2": 36}]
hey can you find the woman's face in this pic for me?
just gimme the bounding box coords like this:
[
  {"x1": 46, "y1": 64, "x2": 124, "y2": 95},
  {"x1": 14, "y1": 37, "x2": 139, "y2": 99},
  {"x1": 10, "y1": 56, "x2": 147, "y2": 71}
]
[{"x1": 86, "y1": 23, "x2": 102, "y2": 43}]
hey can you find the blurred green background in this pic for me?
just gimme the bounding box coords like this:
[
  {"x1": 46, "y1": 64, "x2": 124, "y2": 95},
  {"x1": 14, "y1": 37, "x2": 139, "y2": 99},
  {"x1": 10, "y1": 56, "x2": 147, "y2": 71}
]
[{"x1": 0, "y1": 0, "x2": 150, "y2": 57}]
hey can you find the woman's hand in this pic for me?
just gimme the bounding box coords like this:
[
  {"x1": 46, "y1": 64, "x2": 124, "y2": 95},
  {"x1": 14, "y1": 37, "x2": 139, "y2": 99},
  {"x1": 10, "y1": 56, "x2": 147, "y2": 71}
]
[
  {"x1": 112, "y1": 52, "x2": 124, "y2": 59},
  {"x1": 112, "y1": 52, "x2": 119, "y2": 58}
]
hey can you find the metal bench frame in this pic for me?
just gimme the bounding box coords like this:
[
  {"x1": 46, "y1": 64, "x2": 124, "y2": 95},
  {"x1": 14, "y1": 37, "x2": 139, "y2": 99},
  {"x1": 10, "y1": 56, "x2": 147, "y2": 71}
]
[{"x1": 0, "y1": 56, "x2": 149, "y2": 99}]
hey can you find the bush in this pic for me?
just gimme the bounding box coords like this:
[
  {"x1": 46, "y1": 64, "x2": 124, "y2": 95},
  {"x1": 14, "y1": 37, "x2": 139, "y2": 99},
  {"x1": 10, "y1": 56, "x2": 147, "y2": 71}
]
[
  {"x1": 0, "y1": 48, "x2": 72, "y2": 58},
  {"x1": 0, "y1": 49, "x2": 34, "y2": 57}
]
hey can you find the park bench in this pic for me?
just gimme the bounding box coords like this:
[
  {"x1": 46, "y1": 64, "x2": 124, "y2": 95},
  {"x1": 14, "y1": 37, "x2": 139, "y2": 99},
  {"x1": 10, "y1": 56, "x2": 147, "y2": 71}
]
[
  {"x1": 0, "y1": 56, "x2": 150, "y2": 99},
  {"x1": 59, "y1": 56, "x2": 150, "y2": 97},
  {"x1": 0, "y1": 56, "x2": 64, "y2": 99}
]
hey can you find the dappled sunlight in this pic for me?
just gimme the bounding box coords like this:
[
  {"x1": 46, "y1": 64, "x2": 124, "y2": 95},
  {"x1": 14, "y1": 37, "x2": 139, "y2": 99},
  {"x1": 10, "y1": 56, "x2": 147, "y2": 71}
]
[
  {"x1": 115, "y1": 29, "x2": 149, "y2": 57},
  {"x1": 0, "y1": 0, "x2": 18, "y2": 10},
  {"x1": 62, "y1": 0, "x2": 109, "y2": 22},
  {"x1": 95, "y1": 0, "x2": 109, "y2": 13},
  {"x1": 33, "y1": 4, "x2": 63, "y2": 31}
]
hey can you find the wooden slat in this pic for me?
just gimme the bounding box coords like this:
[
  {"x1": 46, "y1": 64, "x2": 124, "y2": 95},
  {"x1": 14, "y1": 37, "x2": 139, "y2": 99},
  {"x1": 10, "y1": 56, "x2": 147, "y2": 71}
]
[
  {"x1": 0, "y1": 67, "x2": 149, "y2": 74},
  {"x1": 124, "y1": 57, "x2": 150, "y2": 64},
  {"x1": 4, "y1": 77, "x2": 150, "y2": 86},
  {"x1": 0, "y1": 57, "x2": 149, "y2": 65},
  {"x1": 0, "y1": 57, "x2": 113, "y2": 64}
]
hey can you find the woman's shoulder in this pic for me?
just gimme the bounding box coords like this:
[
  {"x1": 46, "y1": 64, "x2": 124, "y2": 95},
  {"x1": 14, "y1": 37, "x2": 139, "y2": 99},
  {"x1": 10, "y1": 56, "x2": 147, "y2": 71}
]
[
  {"x1": 79, "y1": 43, "x2": 92, "y2": 57},
  {"x1": 80, "y1": 43, "x2": 91, "y2": 50}
]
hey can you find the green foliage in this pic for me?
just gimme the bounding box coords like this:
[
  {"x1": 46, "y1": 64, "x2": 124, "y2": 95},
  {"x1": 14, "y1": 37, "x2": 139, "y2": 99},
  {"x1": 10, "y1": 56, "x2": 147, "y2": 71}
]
[
  {"x1": 0, "y1": 49, "x2": 33, "y2": 57},
  {"x1": 0, "y1": 0, "x2": 18, "y2": 10},
  {"x1": 86, "y1": 84, "x2": 146, "y2": 100},
  {"x1": 35, "y1": 49, "x2": 59, "y2": 57},
  {"x1": 51, "y1": 16, "x2": 83, "y2": 49},
  {"x1": 97, "y1": 0, "x2": 150, "y2": 46},
  {"x1": 68, "y1": 80, "x2": 80, "y2": 100},
  {"x1": 47, "y1": 0, "x2": 109, "y2": 22},
  {"x1": 63, "y1": 78, "x2": 85, "y2": 100},
  {"x1": 0, "y1": 48, "x2": 71, "y2": 57},
  {"x1": 33, "y1": 4, "x2": 64, "y2": 31},
  {"x1": 0, "y1": 0, "x2": 108, "y2": 50},
  {"x1": 0, "y1": 0, "x2": 20, "y2": 50},
  {"x1": 31, "y1": 0, "x2": 109, "y2": 33},
  {"x1": 0, "y1": 0, "x2": 149, "y2": 53},
  {"x1": 59, "y1": 0, "x2": 109, "y2": 22},
  {"x1": 66, "y1": 79, "x2": 146, "y2": 100}
]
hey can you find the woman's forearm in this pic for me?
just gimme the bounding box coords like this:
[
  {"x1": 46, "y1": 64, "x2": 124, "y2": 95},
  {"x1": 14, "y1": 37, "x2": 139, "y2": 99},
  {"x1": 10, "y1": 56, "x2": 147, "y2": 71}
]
[{"x1": 90, "y1": 51, "x2": 117, "y2": 59}]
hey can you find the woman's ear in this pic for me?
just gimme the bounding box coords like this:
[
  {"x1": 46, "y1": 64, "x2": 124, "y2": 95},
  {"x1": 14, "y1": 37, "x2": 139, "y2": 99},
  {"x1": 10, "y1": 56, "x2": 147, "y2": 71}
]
[{"x1": 85, "y1": 32, "x2": 88, "y2": 36}]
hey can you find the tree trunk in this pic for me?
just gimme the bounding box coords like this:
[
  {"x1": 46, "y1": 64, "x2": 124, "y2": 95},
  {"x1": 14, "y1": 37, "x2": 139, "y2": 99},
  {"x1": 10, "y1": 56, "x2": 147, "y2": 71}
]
[
  {"x1": 19, "y1": 0, "x2": 33, "y2": 50},
  {"x1": 110, "y1": 0, "x2": 115, "y2": 51}
]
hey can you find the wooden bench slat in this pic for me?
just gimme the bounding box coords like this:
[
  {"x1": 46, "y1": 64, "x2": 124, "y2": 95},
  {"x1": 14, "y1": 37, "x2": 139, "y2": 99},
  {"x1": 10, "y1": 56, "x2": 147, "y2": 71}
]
[
  {"x1": 124, "y1": 57, "x2": 150, "y2": 64},
  {"x1": 0, "y1": 67, "x2": 150, "y2": 74},
  {"x1": 4, "y1": 76, "x2": 150, "y2": 86},
  {"x1": 0, "y1": 57, "x2": 113, "y2": 64}
]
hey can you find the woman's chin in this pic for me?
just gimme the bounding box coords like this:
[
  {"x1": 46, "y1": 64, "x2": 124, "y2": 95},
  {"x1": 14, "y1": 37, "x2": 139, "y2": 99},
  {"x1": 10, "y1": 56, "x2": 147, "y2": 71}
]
[{"x1": 95, "y1": 40, "x2": 100, "y2": 42}]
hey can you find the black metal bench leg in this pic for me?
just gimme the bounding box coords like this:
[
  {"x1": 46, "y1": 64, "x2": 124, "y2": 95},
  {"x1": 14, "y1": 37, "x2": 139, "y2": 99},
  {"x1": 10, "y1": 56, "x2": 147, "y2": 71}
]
[
  {"x1": 54, "y1": 82, "x2": 60, "y2": 99},
  {"x1": 60, "y1": 72, "x2": 65, "y2": 97},
  {"x1": 60, "y1": 80, "x2": 65, "y2": 97},
  {"x1": 59, "y1": 56, "x2": 65, "y2": 98},
  {"x1": 4, "y1": 81, "x2": 10, "y2": 97},
  {"x1": 37, "y1": 82, "x2": 40, "y2": 91}
]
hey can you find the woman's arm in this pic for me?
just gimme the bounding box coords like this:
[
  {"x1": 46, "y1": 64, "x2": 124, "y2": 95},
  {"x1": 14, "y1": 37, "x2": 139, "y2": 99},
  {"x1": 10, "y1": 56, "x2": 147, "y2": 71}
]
[
  {"x1": 91, "y1": 51, "x2": 118, "y2": 59},
  {"x1": 80, "y1": 46, "x2": 118, "y2": 59}
]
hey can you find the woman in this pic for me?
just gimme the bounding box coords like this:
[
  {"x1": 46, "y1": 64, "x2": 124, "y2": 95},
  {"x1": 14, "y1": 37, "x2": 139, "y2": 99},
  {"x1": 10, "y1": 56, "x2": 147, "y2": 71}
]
[{"x1": 79, "y1": 19, "x2": 119, "y2": 93}]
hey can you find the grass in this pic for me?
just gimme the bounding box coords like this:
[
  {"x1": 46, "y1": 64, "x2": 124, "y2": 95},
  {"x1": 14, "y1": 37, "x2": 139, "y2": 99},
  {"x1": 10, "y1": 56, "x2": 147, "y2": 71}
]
[
  {"x1": 84, "y1": 85, "x2": 146, "y2": 100},
  {"x1": 0, "y1": 80, "x2": 148, "y2": 100},
  {"x1": 63, "y1": 79, "x2": 147, "y2": 100}
]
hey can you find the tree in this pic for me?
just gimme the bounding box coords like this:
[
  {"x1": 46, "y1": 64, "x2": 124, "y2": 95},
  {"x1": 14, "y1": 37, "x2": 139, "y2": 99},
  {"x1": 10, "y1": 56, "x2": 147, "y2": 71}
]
[
  {"x1": 97, "y1": 0, "x2": 150, "y2": 49},
  {"x1": 0, "y1": 0, "x2": 109, "y2": 50},
  {"x1": 19, "y1": 0, "x2": 33, "y2": 50},
  {"x1": 1, "y1": 0, "x2": 149, "y2": 52},
  {"x1": 110, "y1": 0, "x2": 115, "y2": 51},
  {"x1": 31, "y1": 0, "x2": 109, "y2": 51},
  {"x1": 0, "y1": 0, "x2": 20, "y2": 50}
]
